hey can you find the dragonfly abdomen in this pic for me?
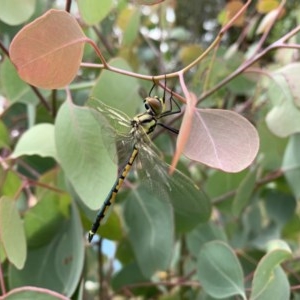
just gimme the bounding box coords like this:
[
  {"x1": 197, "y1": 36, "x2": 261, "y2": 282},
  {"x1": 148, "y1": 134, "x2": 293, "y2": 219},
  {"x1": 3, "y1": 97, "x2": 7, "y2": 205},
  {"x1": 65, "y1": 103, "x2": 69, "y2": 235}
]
[{"x1": 88, "y1": 146, "x2": 139, "y2": 242}]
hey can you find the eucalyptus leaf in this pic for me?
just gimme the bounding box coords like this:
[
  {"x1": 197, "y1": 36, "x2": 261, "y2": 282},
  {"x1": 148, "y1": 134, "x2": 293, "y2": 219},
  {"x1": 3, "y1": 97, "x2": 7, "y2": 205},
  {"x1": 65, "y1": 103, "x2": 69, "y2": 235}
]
[
  {"x1": 250, "y1": 244, "x2": 292, "y2": 300},
  {"x1": 197, "y1": 241, "x2": 246, "y2": 300},
  {"x1": 282, "y1": 133, "x2": 300, "y2": 199},
  {"x1": 0, "y1": 197, "x2": 26, "y2": 270},
  {"x1": 12, "y1": 123, "x2": 57, "y2": 159},
  {"x1": 124, "y1": 183, "x2": 174, "y2": 278},
  {"x1": 9, "y1": 203, "x2": 84, "y2": 297},
  {"x1": 55, "y1": 101, "x2": 117, "y2": 210}
]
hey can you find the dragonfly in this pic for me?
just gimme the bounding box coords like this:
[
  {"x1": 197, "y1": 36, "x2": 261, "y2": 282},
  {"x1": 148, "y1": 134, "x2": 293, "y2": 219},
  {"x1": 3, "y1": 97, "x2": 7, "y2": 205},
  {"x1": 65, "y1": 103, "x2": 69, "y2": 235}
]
[{"x1": 87, "y1": 80, "x2": 210, "y2": 243}]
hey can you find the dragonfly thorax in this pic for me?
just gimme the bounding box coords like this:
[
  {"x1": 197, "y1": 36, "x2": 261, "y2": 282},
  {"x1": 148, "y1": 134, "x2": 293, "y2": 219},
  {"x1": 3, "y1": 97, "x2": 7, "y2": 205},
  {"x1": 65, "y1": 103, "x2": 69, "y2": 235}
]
[{"x1": 132, "y1": 112, "x2": 157, "y2": 137}]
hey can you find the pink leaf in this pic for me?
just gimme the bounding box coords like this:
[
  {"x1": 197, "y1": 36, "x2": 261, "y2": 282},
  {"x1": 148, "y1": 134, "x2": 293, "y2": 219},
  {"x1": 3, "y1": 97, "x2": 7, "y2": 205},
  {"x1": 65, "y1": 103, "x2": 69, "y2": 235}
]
[
  {"x1": 9, "y1": 9, "x2": 87, "y2": 89},
  {"x1": 183, "y1": 109, "x2": 259, "y2": 173},
  {"x1": 170, "y1": 92, "x2": 197, "y2": 174}
]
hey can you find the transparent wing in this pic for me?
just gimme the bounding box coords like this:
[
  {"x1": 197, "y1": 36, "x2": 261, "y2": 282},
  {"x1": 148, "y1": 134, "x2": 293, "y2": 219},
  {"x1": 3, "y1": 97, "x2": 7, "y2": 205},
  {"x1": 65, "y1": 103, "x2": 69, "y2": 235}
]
[
  {"x1": 136, "y1": 140, "x2": 211, "y2": 233},
  {"x1": 87, "y1": 97, "x2": 132, "y2": 134},
  {"x1": 87, "y1": 97, "x2": 136, "y2": 166},
  {"x1": 87, "y1": 97, "x2": 164, "y2": 170}
]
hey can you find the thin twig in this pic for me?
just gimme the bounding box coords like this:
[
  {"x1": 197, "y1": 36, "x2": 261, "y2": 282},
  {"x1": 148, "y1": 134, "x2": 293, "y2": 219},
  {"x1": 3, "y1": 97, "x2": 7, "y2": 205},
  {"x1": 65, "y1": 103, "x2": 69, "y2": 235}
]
[{"x1": 65, "y1": 0, "x2": 72, "y2": 12}]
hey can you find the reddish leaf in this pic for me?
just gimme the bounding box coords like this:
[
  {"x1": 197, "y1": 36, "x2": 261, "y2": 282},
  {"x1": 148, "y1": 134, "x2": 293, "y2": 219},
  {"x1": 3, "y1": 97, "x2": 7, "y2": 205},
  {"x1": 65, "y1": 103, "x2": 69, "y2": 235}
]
[
  {"x1": 222, "y1": 0, "x2": 245, "y2": 27},
  {"x1": 9, "y1": 9, "x2": 87, "y2": 89},
  {"x1": 170, "y1": 92, "x2": 197, "y2": 174},
  {"x1": 183, "y1": 109, "x2": 259, "y2": 173}
]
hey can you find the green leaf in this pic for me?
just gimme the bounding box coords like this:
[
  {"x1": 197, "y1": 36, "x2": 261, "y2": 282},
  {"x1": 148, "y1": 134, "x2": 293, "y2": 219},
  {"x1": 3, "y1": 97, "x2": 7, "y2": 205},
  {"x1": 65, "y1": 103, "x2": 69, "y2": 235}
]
[
  {"x1": 205, "y1": 170, "x2": 247, "y2": 200},
  {"x1": 178, "y1": 44, "x2": 203, "y2": 65},
  {"x1": 197, "y1": 241, "x2": 246, "y2": 300},
  {"x1": 282, "y1": 133, "x2": 300, "y2": 199},
  {"x1": 9, "y1": 203, "x2": 84, "y2": 297},
  {"x1": 0, "y1": 0, "x2": 36, "y2": 25},
  {"x1": 252, "y1": 267, "x2": 290, "y2": 300},
  {"x1": 55, "y1": 101, "x2": 117, "y2": 210},
  {"x1": 257, "y1": 120, "x2": 288, "y2": 170},
  {"x1": 115, "y1": 238, "x2": 135, "y2": 265},
  {"x1": 0, "y1": 197, "x2": 26, "y2": 269},
  {"x1": 232, "y1": 168, "x2": 257, "y2": 216},
  {"x1": 265, "y1": 190, "x2": 296, "y2": 226},
  {"x1": 186, "y1": 222, "x2": 227, "y2": 257},
  {"x1": 12, "y1": 123, "x2": 57, "y2": 159},
  {"x1": 24, "y1": 193, "x2": 71, "y2": 248},
  {"x1": 0, "y1": 58, "x2": 38, "y2": 105},
  {"x1": 266, "y1": 74, "x2": 300, "y2": 137},
  {"x1": 250, "y1": 241, "x2": 292, "y2": 300},
  {"x1": 168, "y1": 169, "x2": 211, "y2": 232},
  {"x1": 116, "y1": 7, "x2": 141, "y2": 46},
  {"x1": 0, "y1": 169, "x2": 22, "y2": 198},
  {"x1": 124, "y1": 183, "x2": 174, "y2": 278},
  {"x1": 273, "y1": 62, "x2": 300, "y2": 108},
  {"x1": 0, "y1": 120, "x2": 10, "y2": 149},
  {"x1": 227, "y1": 74, "x2": 256, "y2": 95},
  {"x1": 90, "y1": 57, "x2": 140, "y2": 117},
  {"x1": 78, "y1": 0, "x2": 114, "y2": 25}
]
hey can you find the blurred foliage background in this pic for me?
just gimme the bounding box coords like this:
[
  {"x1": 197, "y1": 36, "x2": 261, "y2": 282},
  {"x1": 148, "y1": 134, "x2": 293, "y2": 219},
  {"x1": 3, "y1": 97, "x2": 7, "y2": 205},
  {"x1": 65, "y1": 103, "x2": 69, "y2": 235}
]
[{"x1": 1, "y1": 0, "x2": 300, "y2": 299}]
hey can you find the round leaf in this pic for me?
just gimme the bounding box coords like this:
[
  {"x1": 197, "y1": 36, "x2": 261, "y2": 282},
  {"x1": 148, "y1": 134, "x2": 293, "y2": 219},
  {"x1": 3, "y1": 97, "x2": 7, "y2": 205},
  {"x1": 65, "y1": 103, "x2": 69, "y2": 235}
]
[
  {"x1": 266, "y1": 74, "x2": 300, "y2": 137},
  {"x1": 0, "y1": 0, "x2": 36, "y2": 26},
  {"x1": 273, "y1": 63, "x2": 300, "y2": 107},
  {"x1": 9, "y1": 9, "x2": 86, "y2": 89},
  {"x1": 183, "y1": 108, "x2": 259, "y2": 173},
  {"x1": 55, "y1": 101, "x2": 117, "y2": 210},
  {"x1": 90, "y1": 58, "x2": 140, "y2": 117},
  {"x1": 250, "y1": 242, "x2": 292, "y2": 300},
  {"x1": 78, "y1": 0, "x2": 114, "y2": 25},
  {"x1": 9, "y1": 203, "x2": 84, "y2": 297},
  {"x1": 12, "y1": 123, "x2": 57, "y2": 159},
  {"x1": 197, "y1": 241, "x2": 246, "y2": 300}
]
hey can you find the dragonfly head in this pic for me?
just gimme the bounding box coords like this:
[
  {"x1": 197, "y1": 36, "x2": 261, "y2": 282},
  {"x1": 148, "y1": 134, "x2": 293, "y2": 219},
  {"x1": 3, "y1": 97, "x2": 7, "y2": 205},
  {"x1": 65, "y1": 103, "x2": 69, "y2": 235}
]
[{"x1": 144, "y1": 96, "x2": 166, "y2": 117}]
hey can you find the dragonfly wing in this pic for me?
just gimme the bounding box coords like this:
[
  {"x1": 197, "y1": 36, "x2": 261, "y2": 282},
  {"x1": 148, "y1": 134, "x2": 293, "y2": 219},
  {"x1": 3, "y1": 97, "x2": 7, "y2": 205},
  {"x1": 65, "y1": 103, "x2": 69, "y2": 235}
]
[
  {"x1": 87, "y1": 97, "x2": 136, "y2": 166},
  {"x1": 87, "y1": 97, "x2": 132, "y2": 133},
  {"x1": 137, "y1": 144, "x2": 211, "y2": 233}
]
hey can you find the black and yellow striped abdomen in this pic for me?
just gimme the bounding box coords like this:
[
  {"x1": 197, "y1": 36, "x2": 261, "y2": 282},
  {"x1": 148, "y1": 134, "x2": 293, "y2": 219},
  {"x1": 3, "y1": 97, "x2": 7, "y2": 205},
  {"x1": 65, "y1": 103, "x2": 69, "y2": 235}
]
[{"x1": 88, "y1": 146, "x2": 139, "y2": 242}]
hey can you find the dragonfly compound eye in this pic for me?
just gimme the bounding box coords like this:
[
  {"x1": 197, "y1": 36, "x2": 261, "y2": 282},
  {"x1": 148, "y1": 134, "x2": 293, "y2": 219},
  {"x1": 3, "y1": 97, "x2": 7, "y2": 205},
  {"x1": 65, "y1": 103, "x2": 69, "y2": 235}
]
[{"x1": 144, "y1": 96, "x2": 164, "y2": 117}]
